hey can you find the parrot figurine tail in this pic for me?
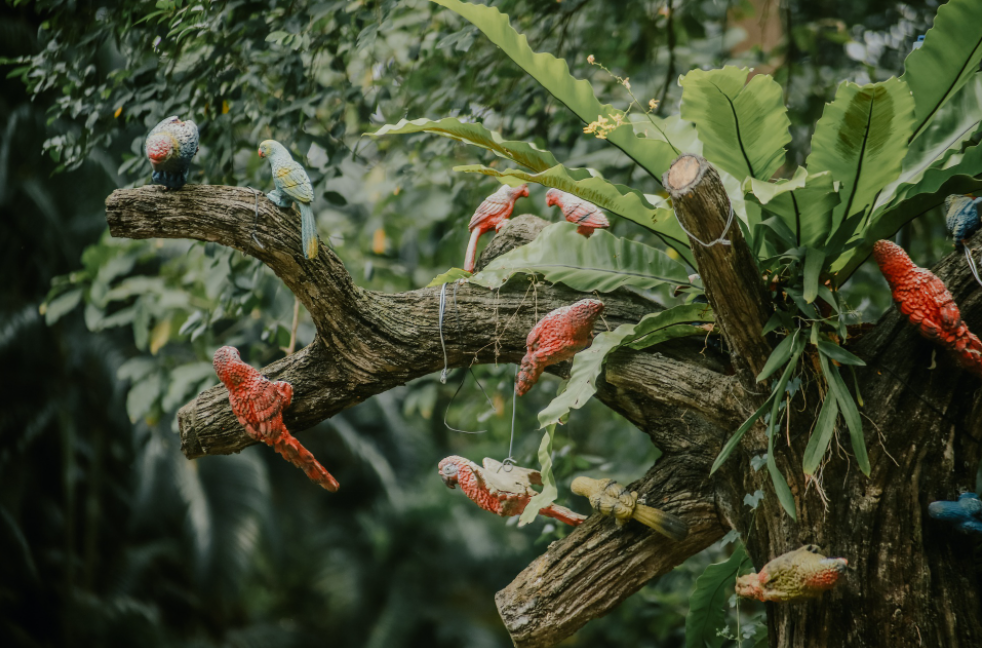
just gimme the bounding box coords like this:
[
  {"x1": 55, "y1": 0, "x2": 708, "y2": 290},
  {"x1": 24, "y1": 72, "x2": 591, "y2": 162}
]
[
  {"x1": 539, "y1": 503, "x2": 587, "y2": 527},
  {"x1": 571, "y1": 475, "x2": 688, "y2": 541},
  {"x1": 273, "y1": 434, "x2": 340, "y2": 492},
  {"x1": 300, "y1": 202, "x2": 318, "y2": 260},
  {"x1": 463, "y1": 227, "x2": 484, "y2": 274}
]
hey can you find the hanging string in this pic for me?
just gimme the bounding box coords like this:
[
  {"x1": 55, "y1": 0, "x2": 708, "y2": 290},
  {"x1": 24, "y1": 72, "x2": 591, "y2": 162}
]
[
  {"x1": 248, "y1": 188, "x2": 265, "y2": 249},
  {"x1": 674, "y1": 203, "x2": 734, "y2": 248},
  {"x1": 439, "y1": 282, "x2": 450, "y2": 383},
  {"x1": 497, "y1": 364, "x2": 519, "y2": 473},
  {"x1": 442, "y1": 365, "x2": 495, "y2": 434},
  {"x1": 965, "y1": 245, "x2": 982, "y2": 288}
]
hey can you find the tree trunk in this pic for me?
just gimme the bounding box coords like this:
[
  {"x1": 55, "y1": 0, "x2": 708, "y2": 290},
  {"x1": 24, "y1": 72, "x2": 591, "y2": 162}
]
[{"x1": 104, "y1": 158, "x2": 982, "y2": 648}]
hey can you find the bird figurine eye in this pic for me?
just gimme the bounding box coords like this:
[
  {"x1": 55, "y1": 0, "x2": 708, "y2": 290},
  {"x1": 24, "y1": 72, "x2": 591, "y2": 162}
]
[{"x1": 441, "y1": 464, "x2": 457, "y2": 476}]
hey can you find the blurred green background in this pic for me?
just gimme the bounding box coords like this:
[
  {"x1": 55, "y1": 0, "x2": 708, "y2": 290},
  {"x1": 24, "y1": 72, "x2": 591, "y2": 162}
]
[{"x1": 0, "y1": 0, "x2": 953, "y2": 646}]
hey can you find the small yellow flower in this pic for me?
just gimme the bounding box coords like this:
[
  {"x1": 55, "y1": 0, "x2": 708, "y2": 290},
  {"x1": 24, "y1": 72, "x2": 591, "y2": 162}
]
[
  {"x1": 587, "y1": 54, "x2": 595, "y2": 65},
  {"x1": 623, "y1": 77, "x2": 631, "y2": 90},
  {"x1": 114, "y1": 106, "x2": 122, "y2": 118},
  {"x1": 648, "y1": 98, "x2": 660, "y2": 110}
]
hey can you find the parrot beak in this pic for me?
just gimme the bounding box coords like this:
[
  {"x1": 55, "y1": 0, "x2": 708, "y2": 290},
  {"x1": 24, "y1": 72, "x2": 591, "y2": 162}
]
[
  {"x1": 257, "y1": 148, "x2": 264, "y2": 157},
  {"x1": 440, "y1": 473, "x2": 456, "y2": 489}
]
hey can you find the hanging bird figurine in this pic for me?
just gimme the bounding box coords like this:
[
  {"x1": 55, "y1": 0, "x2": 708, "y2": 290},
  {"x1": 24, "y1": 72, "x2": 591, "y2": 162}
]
[
  {"x1": 928, "y1": 492, "x2": 982, "y2": 535},
  {"x1": 438, "y1": 455, "x2": 586, "y2": 526},
  {"x1": 213, "y1": 346, "x2": 340, "y2": 492},
  {"x1": 545, "y1": 188, "x2": 611, "y2": 237},
  {"x1": 570, "y1": 476, "x2": 688, "y2": 540},
  {"x1": 464, "y1": 183, "x2": 529, "y2": 272},
  {"x1": 258, "y1": 140, "x2": 319, "y2": 259},
  {"x1": 735, "y1": 545, "x2": 848, "y2": 602},
  {"x1": 145, "y1": 116, "x2": 199, "y2": 189},
  {"x1": 517, "y1": 299, "x2": 605, "y2": 396},
  {"x1": 873, "y1": 240, "x2": 982, "y2": 376},
  {"x1": 944, "y1": 194, "x2": 982, "y2": 288}
]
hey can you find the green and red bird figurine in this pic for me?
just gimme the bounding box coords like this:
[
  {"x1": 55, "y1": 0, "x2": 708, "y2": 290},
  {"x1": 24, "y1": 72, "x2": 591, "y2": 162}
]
[{"x1": 145, "y1": 116, "x2": 199, "y2": 189}]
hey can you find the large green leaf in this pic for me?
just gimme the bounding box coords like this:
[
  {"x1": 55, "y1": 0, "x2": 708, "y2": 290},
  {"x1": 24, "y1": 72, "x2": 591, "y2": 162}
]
[
  {"x1": 518, "y1": 423, "x2": 558, "y2": 526},
  {"x1": 370, "y1": 116, "x2": 560, "y2": 172},
  {"x1": 901, "y1": 0, "x2": 982, "y2": 143},
  {"x1": 679, "y1": 66, "x2": 791, "y2": 182},
  {"x1": 457, "y1": 164, "x2": 696, "y2": 266},
  {"x1": 430, "y1": 0, "x2": 680, "y2": 179},
  {"x1": 832, "y1": 142, "x2": 982, "y2": 281},
  {"x1": 537, "y1": 305, "x2": 715, "y2": 427},
  {"x1": 806, "y1": 78, "x2": 917, "y2": 228},
  {"x1": 685, "y1": 543, "x2": 749, "y2": 648},
  {"x1": 470, "y1": 222, "x2": 690, "y2": 292},
  {"x1": 744, "y1": 167, "x2": 839, "y2": 248}
]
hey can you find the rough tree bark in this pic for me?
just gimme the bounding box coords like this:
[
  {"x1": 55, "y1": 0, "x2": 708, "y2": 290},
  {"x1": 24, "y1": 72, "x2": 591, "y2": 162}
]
[{"x1": 105, "y1": 154, "x2": 982, "y2": 648}]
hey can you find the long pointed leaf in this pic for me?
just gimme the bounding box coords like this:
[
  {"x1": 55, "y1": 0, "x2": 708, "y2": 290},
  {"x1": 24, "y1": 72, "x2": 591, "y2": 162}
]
[
  {"x1": 470, "y1": 226, "x2": 690, "y2": 299},
  {"x1": 710, "y1": 396, "x2": 772, "y2": 475},
  {"x1": 901, "y1": 0, "x2": 982, "y2": 143},
  {"x1": 430, "y1": 0, "x2": 679, "y2": 179},
  {"x1": 819, "y1": 354, "x2": 870, "y2": 476},
  {"x1": 518, "y1": 423, "x2": 558, "y2": 526},
  {"x1": 680, "y1": 66, "x2": 791, "y2": 182},
  {"x1": 371, "y1": 116, "x2": 561, "y2": 171},
  {"x1": 806, "y1": 78, "x2": 917, "y2": 228},
  {"x1": 803, "y1": 395, "x2": 840, "y2": 475},
  {"x1": 803, "y1": 248, "x2": 825, "y2": 303}
]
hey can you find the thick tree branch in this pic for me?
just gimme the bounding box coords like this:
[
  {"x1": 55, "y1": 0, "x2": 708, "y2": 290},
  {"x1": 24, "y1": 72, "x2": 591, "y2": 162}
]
[
  {"x1": 496, "y1": 452, "x2": 726, "y2": 648},
  {"x1": 105, "y1": 186, "x2": 741, "y2": 459},
  {"x1": 663, "y1": 155, "x2": 773, "y2": 385}
]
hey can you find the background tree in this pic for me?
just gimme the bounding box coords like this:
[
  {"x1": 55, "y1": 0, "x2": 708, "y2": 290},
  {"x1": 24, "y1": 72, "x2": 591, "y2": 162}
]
[{"x1": 1, "y1": 1, "x2": 976, "y2": 647}]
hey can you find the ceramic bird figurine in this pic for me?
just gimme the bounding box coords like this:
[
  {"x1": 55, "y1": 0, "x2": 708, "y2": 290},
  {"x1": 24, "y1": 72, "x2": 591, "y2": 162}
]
[
  {"x1": 570, "y1": 476, "x2": 688, "y2": 540},
  {"x1": 464, "y1": 184, "x2": 529, "y2": 272},
  {"x1": 213, "y1": 346, "x2": 339, "y2": 492},
  {"x1": 545, "y1": 188, "x2": 610, "y2": 237},
  {"x1": 258, "y1": 140, "x2": 318, "y2": 259},
  {"x1": 873, "y1": 240, "x2": 982, "y2": 376},
  {"x1": 945, "y1": 194, "x2": 982, "y2": 288},
  {"x1": 735, "y1": 545, "x2": 848, "y2": 602},
  {"x1": 145, "y1": 116, "x2": 199, "y2": 189},
  {"x1": 516, "y1": 299, "x2": 605, "y2": 396},
  {"x1": 437, "y1": 455, "x2": 585, "y2": 526},
  {"x1": 928, "y1": 492, "x2": 982, "y2": 535}
]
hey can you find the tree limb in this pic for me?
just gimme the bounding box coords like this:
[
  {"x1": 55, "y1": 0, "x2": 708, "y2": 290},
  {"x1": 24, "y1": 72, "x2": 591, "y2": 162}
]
[{"x1": 663, "y1": 155, "x2": 773, "y2": 385}]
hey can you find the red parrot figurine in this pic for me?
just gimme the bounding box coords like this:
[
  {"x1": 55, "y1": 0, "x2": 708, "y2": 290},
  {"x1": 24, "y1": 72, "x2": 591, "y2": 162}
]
[
  {"x1": 517, "y1": 299, "x2": 605, "y2": 396},
  {"x1": 872, "y1": 240, "x2": 982, "y2": 376},
  {"x1": 437, "y1": 455, "x2": 586, "y2": 526},
  {"x1": 545, "y1": 188, "x2": 611, "y2": 237},
  {"x1": 464, "y1": 183, "x2": 530, "y2": 272},
  {"x1": 213, "y1": 346, "x2": 340, "y2": 492}
]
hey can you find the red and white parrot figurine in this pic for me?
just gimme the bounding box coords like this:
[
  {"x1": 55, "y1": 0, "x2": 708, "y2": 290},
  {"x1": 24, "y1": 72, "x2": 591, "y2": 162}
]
[
  {"x1": 213, "y1": 346, "x2": 340, "y2": 492},
  {"x1": 463, "y1": 183, "x2": 529, "y2": 272},
  {"x1": 545, "y1": 188, "x2": 610, "y2": 237},
  {"x1": 438, "y1": 455, "x2": 585, "y2": 526}
]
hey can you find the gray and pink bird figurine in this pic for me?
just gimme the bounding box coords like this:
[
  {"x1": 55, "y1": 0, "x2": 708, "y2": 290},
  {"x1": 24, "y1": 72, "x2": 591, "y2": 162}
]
[
  {"x1": 438, "y1": 455, "x2": 585, "y2": 526},
  {"x1": 464, "y1": 183, "x2": 529, "y2": 272},
  {"x1": 258, "y1": 140, "x2": 319, "y2": 259},
  {"x1": 545, "y1": 188, "x2": 610, "y2": 237},
  {"x1": 945, "y1": 194, "x2": 982, "y2": 288},
  {"x1": 928, "y1": 492, "x2": 982, "y2": 535},
  {"x1": 145, "y1": 116, "x2": 199, "y2": 189}
]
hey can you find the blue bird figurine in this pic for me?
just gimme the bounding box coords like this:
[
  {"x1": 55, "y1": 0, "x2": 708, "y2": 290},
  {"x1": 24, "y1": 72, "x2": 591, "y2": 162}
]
[
  {"x1": 928, "y1": 492, "x2": 982, "y2": 535},
  {"x1": 945, "y1": 194, "x2": 982, "y2": 288}
]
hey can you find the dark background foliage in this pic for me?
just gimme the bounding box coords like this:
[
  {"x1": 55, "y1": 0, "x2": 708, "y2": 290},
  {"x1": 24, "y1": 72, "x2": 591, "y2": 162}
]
[{"x1": 0, "y1": 0, "x2": 947, "y2": 646}]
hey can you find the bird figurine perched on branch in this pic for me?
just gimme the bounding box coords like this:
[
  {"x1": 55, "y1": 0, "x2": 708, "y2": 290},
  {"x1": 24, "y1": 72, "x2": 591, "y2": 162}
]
[
  {"x1": 735, "y1": 545, "x2": 848, "y2": 602},
  {"x1": 213, "y1": 346, "x2": 339, "y2": 492},
  {"x1": 463, "y1": 183, "x2": 529, "y2": 272},
  {"x1": 928, "y1": 492, "x2": 982, "y2": 535},
  {"x1": 437, "y1": 455, "x2": 585, "y2": 526},
  {"x1": 570, "y1": 476, "x2": 688, "y2": 540},
  {"x1": 258, "y1": 140, "x2": 319, "y2": 259},
  {"x1": 945, "y1": 194, "x2": 982, "y2": 288},
  {"x1": 545, "y1": 188, "x2": 611, "y2": 237},
  {"x1": 145, "y1": 116, "x2": 199, "y2": 189},
  {"x1": 516, "y1": 299, "x2": 605, "y2": 396},
  {"x1": 873, "y1": 239, "x2": 982, "y2": 376}
]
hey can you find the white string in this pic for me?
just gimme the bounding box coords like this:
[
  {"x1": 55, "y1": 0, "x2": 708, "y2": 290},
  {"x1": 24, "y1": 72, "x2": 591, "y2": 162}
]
[
  {"x1": 499, "y1": 364, "x2": 519, "y2": 472},
  {"x1": 675, "y1": 203, "x2": 734, "y2": 248},
  {"x1": 439, "y1": 282, "x2": 449, "y2": 383}
]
